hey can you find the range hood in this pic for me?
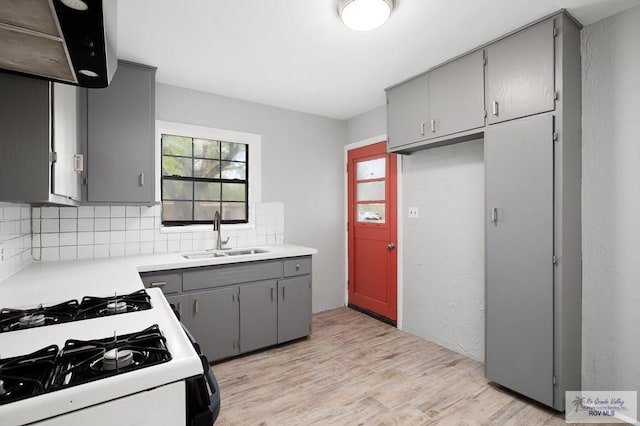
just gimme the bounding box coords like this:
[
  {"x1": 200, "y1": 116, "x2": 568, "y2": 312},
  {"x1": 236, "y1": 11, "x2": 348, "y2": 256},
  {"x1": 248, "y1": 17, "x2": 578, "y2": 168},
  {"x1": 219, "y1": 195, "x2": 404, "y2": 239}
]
[{"x1": 0, "y1": 0, "x2": 117, "y2": 88}]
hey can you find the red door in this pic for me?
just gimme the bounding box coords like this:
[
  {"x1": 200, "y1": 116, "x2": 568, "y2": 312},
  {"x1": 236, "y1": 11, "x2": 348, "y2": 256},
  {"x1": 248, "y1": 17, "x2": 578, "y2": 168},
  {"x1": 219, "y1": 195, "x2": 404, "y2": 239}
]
[{"x1": 347, "y1": 142, "x2": 397, "y2": 323}]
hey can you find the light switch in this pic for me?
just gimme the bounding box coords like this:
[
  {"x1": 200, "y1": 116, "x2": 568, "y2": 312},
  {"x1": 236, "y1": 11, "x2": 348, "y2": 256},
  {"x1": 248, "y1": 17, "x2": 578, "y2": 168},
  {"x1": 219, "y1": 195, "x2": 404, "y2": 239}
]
[
  {"x1": 408, "y1": 207, "x2": 419, "y2": 218},
  {"x1": 0, "y1": 243, "x2": 4, "y2": 263}
]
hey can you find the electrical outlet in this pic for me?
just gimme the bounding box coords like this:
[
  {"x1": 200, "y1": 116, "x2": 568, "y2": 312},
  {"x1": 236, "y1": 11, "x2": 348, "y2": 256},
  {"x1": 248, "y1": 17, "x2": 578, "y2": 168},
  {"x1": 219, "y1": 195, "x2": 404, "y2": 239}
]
[
  {"x1": 0, "y1": 243, "x2": 4, "y2": 263},
  {"x1": 408, "y1": 207, "x2": 419, "y2": 218}
]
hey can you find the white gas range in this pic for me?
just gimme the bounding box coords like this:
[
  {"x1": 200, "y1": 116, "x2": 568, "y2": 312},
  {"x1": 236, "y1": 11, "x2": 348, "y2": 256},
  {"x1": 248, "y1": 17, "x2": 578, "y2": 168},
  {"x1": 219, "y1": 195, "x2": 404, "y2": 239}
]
[{"x1": 0, "y1": 287, "x2": 220, "y2": 426}]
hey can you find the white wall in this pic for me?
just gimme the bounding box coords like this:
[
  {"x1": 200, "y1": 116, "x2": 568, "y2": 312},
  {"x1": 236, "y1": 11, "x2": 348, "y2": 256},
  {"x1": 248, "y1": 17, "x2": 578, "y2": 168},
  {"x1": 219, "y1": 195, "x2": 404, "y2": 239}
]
[
  {"x1": 0, "y1": 203, "x2": 31, "y2": 281},
  {"x1": 156, "y1": 84, "x2": 347, "y2": 312},
  {"x1": 401, "y1": 141, "x2": 485, "y2": 361},
  {"x1": 581, "y1": 5, "x2": 640, "y2": 392},
  {"x1": 347, "y1": 105, "x2": 386, "y2": 144}
]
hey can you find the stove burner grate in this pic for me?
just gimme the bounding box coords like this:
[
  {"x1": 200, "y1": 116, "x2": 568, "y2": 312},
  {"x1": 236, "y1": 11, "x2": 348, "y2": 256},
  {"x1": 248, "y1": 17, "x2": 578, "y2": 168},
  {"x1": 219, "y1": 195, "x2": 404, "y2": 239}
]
[
  {"x1": 0, "y1": 345, "x2": 58, "y2": 406},
  {"x1": 76, "y1": 289, "x2": 152, "y2": 320},
  {"x1": 0, "y1": 300, "x2": 79, "y2": 333}
]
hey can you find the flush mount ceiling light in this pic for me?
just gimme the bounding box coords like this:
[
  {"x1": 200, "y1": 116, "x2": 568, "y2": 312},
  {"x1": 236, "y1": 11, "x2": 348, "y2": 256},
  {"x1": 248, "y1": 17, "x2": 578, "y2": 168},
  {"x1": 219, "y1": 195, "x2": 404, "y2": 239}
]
[{"x1": 338, "y1": 0, "x2": 395, "y2": 31}]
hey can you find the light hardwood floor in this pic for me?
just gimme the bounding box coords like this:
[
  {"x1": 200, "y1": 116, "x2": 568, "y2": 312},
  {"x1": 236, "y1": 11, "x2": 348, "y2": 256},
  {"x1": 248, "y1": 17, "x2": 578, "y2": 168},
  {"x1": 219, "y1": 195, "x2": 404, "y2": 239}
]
[{"x1": 212, "y1": 307, "x2": 566, "y2": 425}]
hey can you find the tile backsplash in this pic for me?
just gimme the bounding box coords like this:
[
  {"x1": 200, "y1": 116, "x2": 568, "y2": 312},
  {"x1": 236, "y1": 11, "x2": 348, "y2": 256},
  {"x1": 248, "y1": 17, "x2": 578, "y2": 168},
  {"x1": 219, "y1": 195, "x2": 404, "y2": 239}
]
[
  {"x1": 0, "y1": 203, "x2": 32, "y2": 280},
  {"x1": 32, "y1": 202, "x2": 285, "y2": 262}
]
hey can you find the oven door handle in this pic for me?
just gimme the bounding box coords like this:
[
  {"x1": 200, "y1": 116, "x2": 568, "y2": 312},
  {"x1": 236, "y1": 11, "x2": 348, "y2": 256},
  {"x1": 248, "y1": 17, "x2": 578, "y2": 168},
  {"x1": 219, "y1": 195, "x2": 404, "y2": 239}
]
[{"x1": 201, "y1": 354, "x2": 221, "y2": 420}]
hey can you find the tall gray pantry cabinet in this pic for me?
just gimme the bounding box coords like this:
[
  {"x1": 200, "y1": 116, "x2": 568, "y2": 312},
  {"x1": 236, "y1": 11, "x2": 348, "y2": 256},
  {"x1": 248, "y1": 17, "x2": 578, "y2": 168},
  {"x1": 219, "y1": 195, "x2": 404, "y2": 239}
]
[{"x1": 385, "y1": 12, "x2": 582, "y2": 411}]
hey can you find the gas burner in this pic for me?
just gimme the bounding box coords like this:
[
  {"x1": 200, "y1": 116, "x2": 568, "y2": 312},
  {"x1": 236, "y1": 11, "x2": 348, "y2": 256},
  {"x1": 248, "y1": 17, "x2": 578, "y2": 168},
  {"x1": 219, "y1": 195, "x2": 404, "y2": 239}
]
[
  {"x1": 77, "y1": 290, "x2": 152, "y2": 320},
  {"x1": 50, "y1": 324, "x2": 170, "y2": 390},
  {"x1": 18, "y1": 314, "x2": 46, "y2": 328},
  {"x1": 0, "y1": 345, "x2": 58, "y2": 406},
  {"x1": 0, "y1": 301, "x2": 79, "y2": 333}
]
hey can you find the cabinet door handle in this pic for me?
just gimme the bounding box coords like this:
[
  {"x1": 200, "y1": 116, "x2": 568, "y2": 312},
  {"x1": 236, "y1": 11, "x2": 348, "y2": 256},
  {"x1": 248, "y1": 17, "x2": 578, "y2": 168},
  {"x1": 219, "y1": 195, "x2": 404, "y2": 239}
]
[
  {"x1": 139, "y1": 172, "x2": 145, "y2": 186},
  {"x1": 282, "y1": 287, "x2": 286, "y2": 301},
  {"x1": 492, "y1": 101, "x2": 499, "y2": 116},
  {"x1": 194, "y1": 299, "x2": 199, "y2": 314},
  {"x1": 270, "y1": 287, "x2": 274, "y2": 303},
  {"x1": 149, "y1": 281, "x2": 166, "y2": 288},
  {"x1": 430, "y1": 119, "x2": 436, "y2": 133},
  {"x1": 73, "y1": 154, "x2": 84, "y2": 173},
  {"x1": 491, "y1": 208, "x2": 498, "y2": 224},
  {"x1": 420, "y1": 122, "x2": 425, "y2": 136},
  {"x1": 177, "y1": 302, "x2": 182, "y2": 317},
  {"x1": 295, "y1": 263, "x2": 301, "y2": 270}
]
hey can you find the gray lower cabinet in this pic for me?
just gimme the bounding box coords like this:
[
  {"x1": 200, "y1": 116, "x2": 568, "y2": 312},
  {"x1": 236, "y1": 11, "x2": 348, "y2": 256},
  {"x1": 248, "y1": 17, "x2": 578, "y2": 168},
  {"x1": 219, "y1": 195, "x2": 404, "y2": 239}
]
[
  {"x1": 85, "y1": 60, "x2": 156, "y2": 204},
  {"x1": 428, "y1": 50, "x2": 485, "y2": 139},
  {"x1": 142, "y1": 256, "x2": 312, "y2": 362},
  {"x1": 386, "y1": 74, "x2": 429, "y2": 150},
  {"x1": 0, "y1": 72, "x2": 82, "y2": 205},
  {"x1": 239, "y1": 280, "x2": 278, "y2": 353},
  {"x1": 277, "y1": 276, "x2": 312, "y2": 343},
  {"x1": 485, "y1": 19, "x2": 555, "y2": 124},
  {"x1": 485, "y1": 114, "x2": 554, "y2": 407}
]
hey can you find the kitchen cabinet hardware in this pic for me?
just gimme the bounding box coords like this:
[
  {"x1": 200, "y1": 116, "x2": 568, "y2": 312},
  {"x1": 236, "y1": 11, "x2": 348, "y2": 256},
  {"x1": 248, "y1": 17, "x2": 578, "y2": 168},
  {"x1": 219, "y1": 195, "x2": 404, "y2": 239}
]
[
  {"x1": 73, "y1": 154, "x2": 84, "y2": 173},
  {"x1": 194, "y1": 298, "x2": 199, "y2": 314},
  {"x1": 491, "y1": 208, "x2": 498, "y2": 223},
  {"x1": 139, "y1": 172, "x2": 145, "y2": 186},
  {"x1": 177, "y1": 302, "x2": 182, "y2": 317},
  {"x1": 492, "y1": 101, "x2": 499, "y2": 116},
  {"x1": 150, "y1": 281, "x2": 167, "y2": 288},
  {"x1": 295, "y1": 263, "x2": 301, "y2": 270},
  {"x1": 282, "y1": 286, "x2": 286, "y2": 301},
  {"x1": 430, "y1": 119, "x2": 436, "y2": 133},
  {"x1": 387, "y1": 242, "x2": 395, "y2": 249},
  {"x1": 420, "y1": 122, "x2": 426, "y2": 135},
  {"x1": 270, "y1": 287, "x2": 274, "y2": 303}
]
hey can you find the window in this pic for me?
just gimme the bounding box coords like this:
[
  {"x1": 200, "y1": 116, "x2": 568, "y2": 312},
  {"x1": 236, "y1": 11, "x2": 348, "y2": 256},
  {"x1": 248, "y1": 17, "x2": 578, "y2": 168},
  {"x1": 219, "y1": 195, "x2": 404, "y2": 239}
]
[{"x1": 161, "y1": 134, "x2": 249, "y2": 225}]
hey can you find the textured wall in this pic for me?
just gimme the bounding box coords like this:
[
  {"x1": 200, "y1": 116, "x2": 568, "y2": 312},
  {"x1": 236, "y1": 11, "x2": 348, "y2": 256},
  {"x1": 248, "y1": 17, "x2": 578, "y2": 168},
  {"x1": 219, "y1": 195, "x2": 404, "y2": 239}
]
[
  {"x1": 581, "y1": 6, "x2": 640, "y2": 391},
  {"x1": 156, "y1": 84, "x2": 347, "y2": 312},
  {"x1": 401, "y1": 140, "x2": 485, "y2": 361}
]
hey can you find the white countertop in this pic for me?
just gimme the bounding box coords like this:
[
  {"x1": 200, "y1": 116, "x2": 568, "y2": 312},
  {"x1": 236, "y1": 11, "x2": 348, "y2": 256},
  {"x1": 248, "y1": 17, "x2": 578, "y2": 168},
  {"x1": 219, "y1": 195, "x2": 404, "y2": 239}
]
[{"x1": 0, "y1": 244, "x2": 317, "y2": 308}]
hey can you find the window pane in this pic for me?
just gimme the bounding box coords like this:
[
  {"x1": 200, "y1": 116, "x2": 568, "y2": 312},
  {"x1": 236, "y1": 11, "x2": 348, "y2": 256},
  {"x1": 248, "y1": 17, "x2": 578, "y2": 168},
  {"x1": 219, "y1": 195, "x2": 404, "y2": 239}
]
[
  {"x1": 194, "y1": 201, "x2": 221, "y2": 221},
  {"x1": 357, "y1": 181, "x2": 385, "y2": 201},
  {"x1": 162, "y1": 134, "x2": 191, "y2": 156},
  {"x1": 194, "y1": 159, "x2": 220, "y2": 178},
  {"x1": 220, "y1": 161, "x2": 246, "y2": 180},
  {"x1": 356, "y1": 158, "x2": 385, "y2": 180},
  {"x1": 221, "y1": 141, "x2": 246, "y2": 161},
  {"x1": 194, "y1": 182, "x2": 221, "y2": 200},
  {"x1": 357, "y1": 204, "x2": 385, "y2": 223},
  {"x1": 163, "y1": 179, "x2": 193, "y2": 200},
  {"x1": 222, "y1": 183, "x2": 246, "y2": 201},
  {"x1": 162, "y1": 201, "x2": 192, "y2": 221},
  {"x1": 222, "y1": 202, "x2": 246, "y2": 221},
  {"x1": 162, "y1": 156, "x2": 192, "y2": 177},
  {"x1": 194, "y1": 139, "x2": 220, "y2": 159}
]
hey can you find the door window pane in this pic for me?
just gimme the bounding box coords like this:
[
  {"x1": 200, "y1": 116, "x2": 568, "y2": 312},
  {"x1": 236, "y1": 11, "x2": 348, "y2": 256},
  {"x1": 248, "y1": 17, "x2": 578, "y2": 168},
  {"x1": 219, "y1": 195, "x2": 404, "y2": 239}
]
[
  {"x1": 162, "y1": 156, "x2": 192, "y2": 177},
  {"x1": 356, "y1": 158, "x2": 385, "y2": 180},
  {"x1": 357, "y1": 204, "x2": 385, "y2": 223},
  {"x1": 162, "y1": 201, "x2": 192, "y2": 221},
  {"x1": 162, "y1": 179, "x2": 193, "y2": 200},
  {"x1": 357, "y1": 181, "x2": 385, "y2": 202}
]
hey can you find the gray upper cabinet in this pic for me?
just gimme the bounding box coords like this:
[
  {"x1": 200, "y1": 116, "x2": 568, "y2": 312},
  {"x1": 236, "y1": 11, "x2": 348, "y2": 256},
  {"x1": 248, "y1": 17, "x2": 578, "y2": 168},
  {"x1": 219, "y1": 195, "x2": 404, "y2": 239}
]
[
  {"x1": 278, "y1": 276, "x2": 312, "y2": 343},
  {"x1": 86, "y1": 61, "x2": 156, "y2": 204},
  {"x1": 428, "y1": 50, "x2": 485, "y2": 138},
  {"x1": 386, "y1": 74, "x2": 428, "y2": 150},
  {"x1": 485, "y1": 20, "x2": 555, "y2": 124},
  {"x1": 0, "y1": 72, "x2": 82, "y2": 205},
  {"x1": 239, "y1": 280, "x2": 278, "y2": 353}
]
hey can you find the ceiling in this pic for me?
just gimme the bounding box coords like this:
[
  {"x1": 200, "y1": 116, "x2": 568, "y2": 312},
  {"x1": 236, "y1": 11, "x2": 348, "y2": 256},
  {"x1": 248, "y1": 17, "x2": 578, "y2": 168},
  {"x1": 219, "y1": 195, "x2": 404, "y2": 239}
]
[{"x1": 118, "y1": 0, "x2": 639, "y2": 120}]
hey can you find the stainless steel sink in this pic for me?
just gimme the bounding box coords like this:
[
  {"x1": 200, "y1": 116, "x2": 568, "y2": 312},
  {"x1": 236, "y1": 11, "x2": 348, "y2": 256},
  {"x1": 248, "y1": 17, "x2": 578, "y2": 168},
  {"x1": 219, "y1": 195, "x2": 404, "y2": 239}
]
[{"x1": 182, "y1": 248, "x2": 269, "y2": 260}]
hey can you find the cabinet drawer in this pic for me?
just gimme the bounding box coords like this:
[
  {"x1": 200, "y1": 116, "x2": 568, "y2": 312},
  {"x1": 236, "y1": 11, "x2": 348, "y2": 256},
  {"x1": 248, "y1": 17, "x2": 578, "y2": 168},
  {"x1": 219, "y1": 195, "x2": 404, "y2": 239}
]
[
  {"x1": 140, "y1": 272, "x2": 181, "y2": 294},
  {"x1": 183, "y1": 260, "x2": 283, "y2": 291},
  {"x1": 283, "y1": 257, "x2": 311, "y2": 277}
]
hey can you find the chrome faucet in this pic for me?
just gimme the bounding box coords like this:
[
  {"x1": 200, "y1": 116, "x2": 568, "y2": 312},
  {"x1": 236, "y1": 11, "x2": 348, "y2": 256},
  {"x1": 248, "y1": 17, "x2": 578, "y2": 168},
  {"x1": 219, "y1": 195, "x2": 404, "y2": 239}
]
[{"x1": 213, "y1": 210, "x2": 230, "y2": 250}]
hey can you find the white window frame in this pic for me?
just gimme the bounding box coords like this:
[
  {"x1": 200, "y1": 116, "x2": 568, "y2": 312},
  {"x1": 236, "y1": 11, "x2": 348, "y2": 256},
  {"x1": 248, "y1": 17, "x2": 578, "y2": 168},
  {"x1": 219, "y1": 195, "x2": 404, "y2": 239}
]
[{"x1": 155, "y1": 120, "x2": 262, "y2": 232}]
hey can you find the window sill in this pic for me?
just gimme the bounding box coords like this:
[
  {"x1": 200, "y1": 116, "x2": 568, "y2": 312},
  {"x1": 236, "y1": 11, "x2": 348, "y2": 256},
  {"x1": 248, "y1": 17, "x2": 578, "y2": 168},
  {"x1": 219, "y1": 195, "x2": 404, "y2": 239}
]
[{"x1": 160, "y1": 223, "x2": 254, "y2": 233}]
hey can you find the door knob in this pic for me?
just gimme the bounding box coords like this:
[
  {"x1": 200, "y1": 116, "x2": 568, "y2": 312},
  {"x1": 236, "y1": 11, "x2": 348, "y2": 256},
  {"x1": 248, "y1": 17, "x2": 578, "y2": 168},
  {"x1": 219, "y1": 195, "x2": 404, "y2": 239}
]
[{"x1": 387, "y1": 242, "x2": 395, "y2": 249}]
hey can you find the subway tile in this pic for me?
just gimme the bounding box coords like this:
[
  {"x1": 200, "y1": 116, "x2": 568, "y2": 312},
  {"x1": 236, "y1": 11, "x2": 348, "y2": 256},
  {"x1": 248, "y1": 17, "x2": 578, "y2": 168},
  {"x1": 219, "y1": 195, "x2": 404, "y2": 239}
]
[
  {"x1": 125, "y1": 230, "x2": 140, "y2": 243},
  {"x1": 41, "y1": 247, "x2": 59, "y2": 261},
  {"x1": 180, "y1": 232, "x2": 193, "y2": 241},
  {"x1": 41, "y1": 233, "x2": 60, "y2": 247},
  {"x1": 78, "y1": 206, "x2": 94, "y2": 218},
  {"x1": 110, "y1": 218, "x2": 125, "y2": 231},
  {"x1": 59, "y1": 246, "x2": 77, "y2": 260},
  {"x1": 125, "y1": 243, "x2": 140, "y2": 256},
  {"x1": 126, "y1": 206, "x2": 140, "y2": 217},
  {"x1": 21, "y1": 207, "x2": 30, "y2": 219},
  {"x1": 4, "y1": 207, "x2": 21, "y2": 220},
  {"x1": 266, "y1": 234, "x2": 276, "y2": 246},
  {"x1": 140, "y1": 217, "x2": 154, "y2": 230},
  {"x1": 94, "y1": 245, "x2": 110, "y2": 258},
  {"x1": 109, "y1": 244, "x2": 125, "y2": 257},
  {"x1": 32, "y1": 219, "x2": 41, "y2": 234},
  {"x1": 110, "y1": 231, "x2": 125, "y2": 244},
  {"x1": 41, "y1": 219, "x2": 60, "y2": 233},
  {"x1": 140, "y1": 242, "x2": 154, "y2": 254},
  {"x1": 110, "y1": 206, "x2": 126, "y2": 217},
  {"x1": 21, "y1": 219, "x2": 31, "y2": 234},
  {"x1": 167, "y1": 240, "x2": 180, "y2": 253},
  {"x1": 60, "y1": 208, "x2": 77, "y2": 219},
  {"x1": 180, "y1": 240, "x2": 193, "y2": 252},
  {"x1": 94, "y1": 206, "x2": 110, "y2": 218},
  {"x1": 192, "y1": 239, "x2": 205, "y2": 251},
  {"x1": 275, "y1": 234, "x2": 285, "y2": 244},
  {"x1": 0, "y1": 207, "x2": 4, "y2": 221},
  {"x1": 41, "y1": 207, "x2": 59, "y2": 219},
  {"x1": 126, "y1": 218, "x2": 140, "y2": 230},
  {"x1": 77, "y1": 245, "x2": 94, "y2": 259},
  {"x1": 60, "y1": 218, "x2": 77, "y2": 233},
  {"x1": 140, "y1": 206, "x2": 155, "y2": 218},
  {"x1": 140, "y1": 229, "x2": 154, "y2": 242},
  {"x1": 167, "y1": 233, "x2": 180, "y2": 241},
  {"x1": 32, "y1": 234, "x2": 41, "y2": 248},
  {"x1": 78, "y1": 232, "x2": 94, "y2": 245},
  {"x1": 78, "y1": 218, "x2": 94, "y2": 232},
  {"x1": 59, "y1": 232, "x2": 77, "y2": 247},
  {"x1": 94, "y1": 231, "x2": 110, "y2": 245},
  {"x1": 94, "y1": 218, "x2": 110, "y2": 232},
  {"x1": 153, "y1": 241, "x2": 168, "y2": 254},
  {"x1": 32, "y1": 207, "x2": 41, "y2": 219}
]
